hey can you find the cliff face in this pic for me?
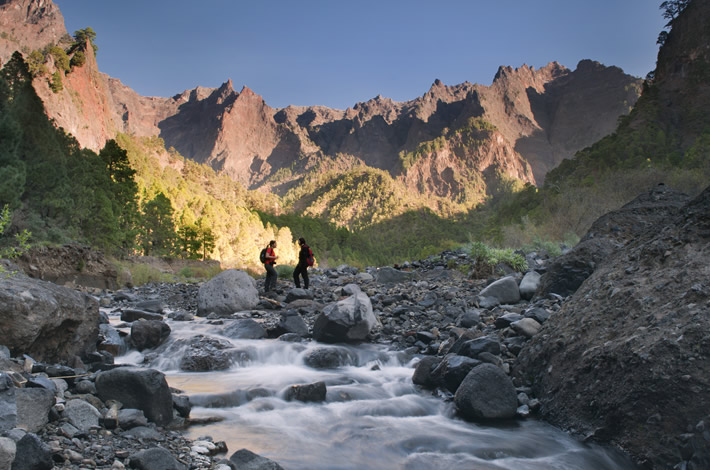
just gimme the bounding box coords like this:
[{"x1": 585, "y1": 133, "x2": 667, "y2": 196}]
[
  {"x1": 0, "y1": 0, "x2": 642, "y2": 204},
  {"x1": 0, "y1": 0, "x2": 65, "y2": 64}
]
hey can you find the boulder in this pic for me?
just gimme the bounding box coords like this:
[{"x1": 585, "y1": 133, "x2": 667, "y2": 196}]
[
  {"x1": 11, "y1": 433, "x2": 53, "y2": 470},
  {"x1": 478, "y1": 276, "x2": 520, "y2": 306},
  {"x1": 519, "y1": 271, "x2": 541, "y2": 300},
  {"x1": 412, "y1": 356, "x2": 440, "y2": 387},
  {"x1": 128, "y1": 447, "x2": 185, "y2": 470},
  {"x1": 375, "y1": 267, "x2": 415, "y2": 284},
  {"x1": 302, "y1": 347, "x2": 357, "y2": 369},
  {"x1": 95, "y1": 367, "x2": 173, "y2": 425},
  {"x1": 179, "y1": 336, "x2": 235, "y2": 372},
  {"x1": 197, "y1": 269, "x2": 259, "y2": 317},
  {"x1": 130, "y1": 320, "x2": 171, "y2": 351},
  {"x1": 457, "y1": 336, "x2": 501, "y2": 360},
  {"x1": 430, "y1": 355, "x2": 482, "y2": 393},
  {"x1": 15, "y1": 388, "x2": 54, "y2": 432},
  {"x1": 510, "y1": 318, "x2": 541, "y2": 338},
  {"x1": 284, "y1": 381, "x2": 326, "y2": 402},
  {"x1": 121, "y1": 308, "x2": 163, "y2": 322},
  {"x1": 0, "y1": 273, "x2": 99, "y2": 363},
  {"x1": 228, "y1": 448, "x2": 284, "y2": 470},
  {"x1": 220, "y1": 319, "x2": 267, "y2": 340},
  {"x1": 454, "y1": 363, "x2": 518, "y2": 420},
  {"x1": 285, "y1": 288, "x2": 313, "y2": 303},
  {"x1": 312, "y1": 291, "x2": 377, "y2": 343},
  {"x1": 62, "y1": 398, "x2": 101, "y2": 431},
  {"x1": 276, "y1": 310, "x2": 309, "y2": 337}
]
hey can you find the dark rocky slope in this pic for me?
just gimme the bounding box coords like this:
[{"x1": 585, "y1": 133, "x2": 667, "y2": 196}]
[{"x1": 515, "y1": 184, "x2": 710, "y2": 468}]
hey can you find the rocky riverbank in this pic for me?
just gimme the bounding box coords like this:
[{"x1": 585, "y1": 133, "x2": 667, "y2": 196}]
[{"x1": 1, "y1": 183, "x2": 708, "y2": 469}]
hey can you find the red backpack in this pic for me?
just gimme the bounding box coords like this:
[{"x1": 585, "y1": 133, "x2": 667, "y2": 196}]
[{"x1": 305, "y1": 246, "x2": 315, "y2": 267}]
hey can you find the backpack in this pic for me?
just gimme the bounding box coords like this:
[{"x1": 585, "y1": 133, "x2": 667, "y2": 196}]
[
  {"x1": 259, "y1": 248, "x2": 267, "y2": 263},
  {"x1": 306, "y1": 247, "x2": 315, "y2": 267}
]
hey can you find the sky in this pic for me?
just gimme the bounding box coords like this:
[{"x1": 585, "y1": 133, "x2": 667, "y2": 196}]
[{"x1": 53, "y1": 0, "x2": 667, "y2": 110}]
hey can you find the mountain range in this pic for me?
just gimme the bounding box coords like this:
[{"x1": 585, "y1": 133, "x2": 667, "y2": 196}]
[{"x1": 0, "y1": 0, "x2": 643, "y2": 221}]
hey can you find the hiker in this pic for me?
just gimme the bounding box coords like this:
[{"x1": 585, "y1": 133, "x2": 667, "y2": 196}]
[
  {"x1": 293, "y1": 237, "x2": 312, "y2": 289},
  {"x1": 263, "y1": 240, "x2": 278, "y2": 292}
]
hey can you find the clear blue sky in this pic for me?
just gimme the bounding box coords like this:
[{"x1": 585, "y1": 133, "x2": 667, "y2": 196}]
[{"x1": 54, "y1": 0, "x2": 666, "y2": 110}]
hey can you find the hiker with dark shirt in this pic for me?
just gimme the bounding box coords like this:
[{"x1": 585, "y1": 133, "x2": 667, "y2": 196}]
[
  {"x1": 293, "y1": 237, "x2": 311, "y2": 289},
  {"x1": 263, "y1": 240, "x2": 278, "y2": 292}
]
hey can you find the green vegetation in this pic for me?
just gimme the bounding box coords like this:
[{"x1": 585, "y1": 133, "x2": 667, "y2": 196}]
[
  {"x1": 467, "y1": 241, "x2": 527, "y2": 278},
  {"x1": 49, "y1": 70, "x2": 62, "y2": 93},
  {"x1": 71, "y1": 27, "x2": 98, "y2": 56}
]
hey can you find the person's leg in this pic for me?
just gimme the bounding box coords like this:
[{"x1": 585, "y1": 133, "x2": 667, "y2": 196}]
[
  {"x1": 303, "y1": 268, "x2": 309, "y2": 289},
  {"x1": 265, "y1": 264, "x2": 276, "y2": 291},
  {"x1": 293, "y1": 265, "x2": 302, "y2": 288}
]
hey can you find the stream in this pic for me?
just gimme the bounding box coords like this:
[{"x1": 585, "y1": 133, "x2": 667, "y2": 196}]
[{"x1": 115, "y1": 317, "x2": 636, "y2": 470}]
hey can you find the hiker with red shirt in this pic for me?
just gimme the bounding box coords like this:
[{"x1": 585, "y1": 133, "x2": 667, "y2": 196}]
[
  {"x1": 293, "y1": 237, "x2": 311, "y2": 289},
  {"x1": 263, "y1": 240, "x2": 278, "y2": 292}
]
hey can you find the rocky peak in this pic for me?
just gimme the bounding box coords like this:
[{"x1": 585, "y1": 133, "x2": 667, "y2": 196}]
[{"x1": 0, "y1": 0, "x2": 66, "y2": 63}]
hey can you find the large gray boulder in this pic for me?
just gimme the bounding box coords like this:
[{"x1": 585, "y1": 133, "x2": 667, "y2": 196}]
[
  {"x1": 312, "y1": 290, "x2": 377, "y2": 343},
  {"x1": 197, "y1": 269, "x2": 259, "y2": 317},
  {"x1": 95, "y1": 368, "x2": 173, "y2": 425},
  {"x1": 454, "y1": 363, "x2": 518, "y2": 420},
  {"x1": 0, "y1": 272, "x2": 99, "y2": 362}
]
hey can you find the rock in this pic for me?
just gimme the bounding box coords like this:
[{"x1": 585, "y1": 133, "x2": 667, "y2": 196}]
[
  {"x1": 0, "y1": 273, "x2": 99, "y2": 363},
  {"x1": 11, "y1": 433, "x2": 53, "y2": 470},
  {"x1": 457, "y1": 336, "x2": 501, "y2": 360},
  {"x1": 99, "y1": 323, "x2": 127, "y2": 356},
  {"x1": 494, "y1": 313, "x2": 523, "y2": 329},
  {"x1": 117, "y1": 408, "x2": 148, "y2": 429},
  {"x1": 130, "y1": 320, "x2": 171, "y2": 351},
  {"x1": 197, "y1": 269, "x2": 259, "y2": 317},
  {"x1": 412, "y1": 356, "x2": 440, "y2": 387},
  {"x1": 228, "y1": 448, "x2": 284, "y2": 470},
  {"x1": 128, "y1": 447, "x2": 186, "y2": 470},
  {"x1": 285, "y1": 288, "x2": 313, "y2": 303},
  {"x1": 276, "y1": 310, "x2": 309, "y2": 337},
  {"x1": 375, "y1": 267, "x2": 415, "y2": 285},
  {"x1": 514, "y1": 184, "x2": 710, "y2": 468},
  {"x1": 0, "y1": 373, "x2": 16, "y2": 433},
  {"x1": 284, "y1": 381, "x2": 326, "y2": 402},
  {"x1": 95, "y1": 368, "x2": 173, "y2": 425},
  {"x1": 62, "y1": 398, "x2": 101, "y2": 431},
  {"x1": 523, "y1": 307, "x2": 551, "y2": 324},
  {"x1": 457, "y1": 309, "x2": 481, "y2": 328},
  {"x1": 302, "y1": 347, "x2": 356, "y2": 369},
  {"x1": 0, "y1": 437, "x2": 16, "y2": 470},
  {"x1": 120, "y1": 309, "x2": 163, "y2": 322},
  {"x1": 312, "y1": 291, "x2": 377, "y2": 343},
  {"x1": 519, "y1": 271, "x2": 541, "y2": 300},
  {"x1": 178, "y1": 337, "x2": 235, "y2": 372},
  {"x1": 510, "y1": 318, "x2": 541, "y2": 338},
  {"x1": 134, "y1": 299, "x2": 168, "y2": 313},
  {"x1": 16, "y1": 388, "x2": 54, "y2": 432},
  {"x1": 172, "y1": 394, "x2": 191, "y2": 418},
  {"x1": 478, "y1": 276, "x2": 520, "y2": 305},
  {"x1": 220, "y1": 319, "x2": 267, "y2": 340},
  {"x1": 431, "y1": 355, "x2": 482, "y2": 393},
  {"x1": 355, "y1": 272, "x2": 374, "y2": 283},
  {"x1": 454, "y1": 363, "x2": 518, "y2": 420}
]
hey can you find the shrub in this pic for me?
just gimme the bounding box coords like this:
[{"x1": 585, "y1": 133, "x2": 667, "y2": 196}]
[{"x1": 467, "y1": 241, "x2": 527, "y2": 277}]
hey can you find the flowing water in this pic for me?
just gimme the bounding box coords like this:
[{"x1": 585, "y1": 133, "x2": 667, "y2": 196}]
[{"x1": 116, "y1": 318, "x2": 636, "y2": 470}]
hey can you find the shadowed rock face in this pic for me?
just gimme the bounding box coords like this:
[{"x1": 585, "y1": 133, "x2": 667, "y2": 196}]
[
  {"x1": 515, "y1": 184, "x2": 710, "y2": 468},
  {"x1": 0, "y1": 272, "x2": 100, "y2": 363},
  {"x1": 0, "y1": 0, "x2": 642, "y2": 200}
]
